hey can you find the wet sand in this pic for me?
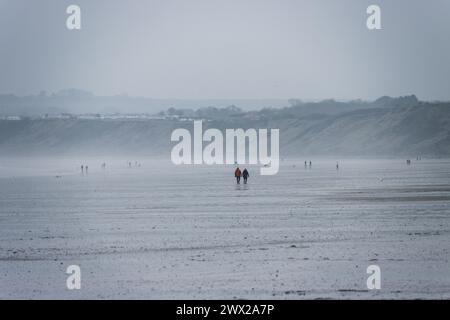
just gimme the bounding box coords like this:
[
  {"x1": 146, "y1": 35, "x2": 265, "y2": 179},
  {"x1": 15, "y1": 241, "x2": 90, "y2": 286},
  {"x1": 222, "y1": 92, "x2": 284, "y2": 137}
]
[{"x1": 0, "y1": 158, "x2": 449, "y2": 299}]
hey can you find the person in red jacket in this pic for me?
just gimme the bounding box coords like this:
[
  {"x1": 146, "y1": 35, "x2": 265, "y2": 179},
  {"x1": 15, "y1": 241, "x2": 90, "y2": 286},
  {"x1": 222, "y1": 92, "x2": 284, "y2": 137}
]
[{"x1": 234, "y1": 167, "x2": 241, "y2": 184}]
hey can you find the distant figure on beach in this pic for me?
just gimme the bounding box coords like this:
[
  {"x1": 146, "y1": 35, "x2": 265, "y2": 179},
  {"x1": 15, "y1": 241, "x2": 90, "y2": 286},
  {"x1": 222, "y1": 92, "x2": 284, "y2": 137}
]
[
  {"x1": 406, "y1": 159, "x2": 411, "y2": 165},
  {"x1": 336, "y1": 162, "x2": 339, "y2": 170},
  {"x1": 128, "y1": 162, "x2": 132, "y2": 168},
  {"x1": 304, "y1": 161, "x2": 307, "y2": 167},
  {"x1": 102, "y1": 162, "x2": 106, "y2": 169},
  {"x1": 85, "y1": 165, "x2": 88, "y2": 174},
  {"x1": 81, "y1": 165, "x2": 84, "y2": 174},
  {"x1": 309, "y1": 161, "x2": 312, "y2": 167},
  {"x1": 242, "y1": 168, "x2": 249, "y2": 184},
  {"x1": 235, "y1": 167, "x2": 241, "y2": 184}
]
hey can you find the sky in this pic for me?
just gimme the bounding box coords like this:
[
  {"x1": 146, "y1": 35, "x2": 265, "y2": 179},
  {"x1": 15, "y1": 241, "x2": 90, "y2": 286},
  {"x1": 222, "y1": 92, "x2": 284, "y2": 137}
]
[{"x1": 0, "y1": 0, "x2": 449, "y2": 100}]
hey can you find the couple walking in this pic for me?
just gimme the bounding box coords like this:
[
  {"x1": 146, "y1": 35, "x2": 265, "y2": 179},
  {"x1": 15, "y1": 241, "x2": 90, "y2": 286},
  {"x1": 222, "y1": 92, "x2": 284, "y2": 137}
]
[{"x1": 234, "y1": 167, "x2": 249, "y2": 184}]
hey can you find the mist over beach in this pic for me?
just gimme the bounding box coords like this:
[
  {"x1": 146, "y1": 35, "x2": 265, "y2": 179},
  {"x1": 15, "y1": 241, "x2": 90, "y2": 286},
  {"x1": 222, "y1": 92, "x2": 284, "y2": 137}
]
[
  {"x1": 1, "y1": 0, "x2": 450, "y2": 301},
  {"x1": 1, "y1": 95, "x2": 450, "y2": 298}
]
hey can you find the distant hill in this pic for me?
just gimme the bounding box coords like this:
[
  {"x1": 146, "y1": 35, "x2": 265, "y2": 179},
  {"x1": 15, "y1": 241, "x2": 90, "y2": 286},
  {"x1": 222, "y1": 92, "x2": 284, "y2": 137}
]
[
  {"x1": 0, "y1": 96, "x2": 449, "y2": 157},
  {"x1": 0, "y1": 90, "x2": 287, "y2": 116}
]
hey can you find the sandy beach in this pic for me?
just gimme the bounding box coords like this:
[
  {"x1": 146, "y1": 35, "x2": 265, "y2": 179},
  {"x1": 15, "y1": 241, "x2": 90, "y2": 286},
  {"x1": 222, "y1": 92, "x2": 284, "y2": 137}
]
[{"x1": 0, "y1": 158, "x2": 449, "y2": 299}]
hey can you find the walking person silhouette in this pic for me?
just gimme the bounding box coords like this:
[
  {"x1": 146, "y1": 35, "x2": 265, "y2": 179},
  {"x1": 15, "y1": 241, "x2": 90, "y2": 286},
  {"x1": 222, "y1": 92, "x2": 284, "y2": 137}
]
[
  {"x1": 242, "y1": 168, "x2": 249, "y2": 184},
  {"x1": 234, "y1": 167, "x2": 241, "y2": 184}
]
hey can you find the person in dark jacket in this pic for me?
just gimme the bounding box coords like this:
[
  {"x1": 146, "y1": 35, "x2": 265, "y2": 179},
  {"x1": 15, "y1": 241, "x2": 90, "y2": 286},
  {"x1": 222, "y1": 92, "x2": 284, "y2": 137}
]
[{"x1": 242, "y1": 168, "x2": 249, "y2": 184}]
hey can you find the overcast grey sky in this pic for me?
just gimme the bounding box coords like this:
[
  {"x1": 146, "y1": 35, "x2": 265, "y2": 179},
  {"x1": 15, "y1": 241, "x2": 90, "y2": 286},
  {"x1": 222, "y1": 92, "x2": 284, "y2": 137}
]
[{"x1": 0, "y1": 0, "x2": 449, "y2": 100}]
